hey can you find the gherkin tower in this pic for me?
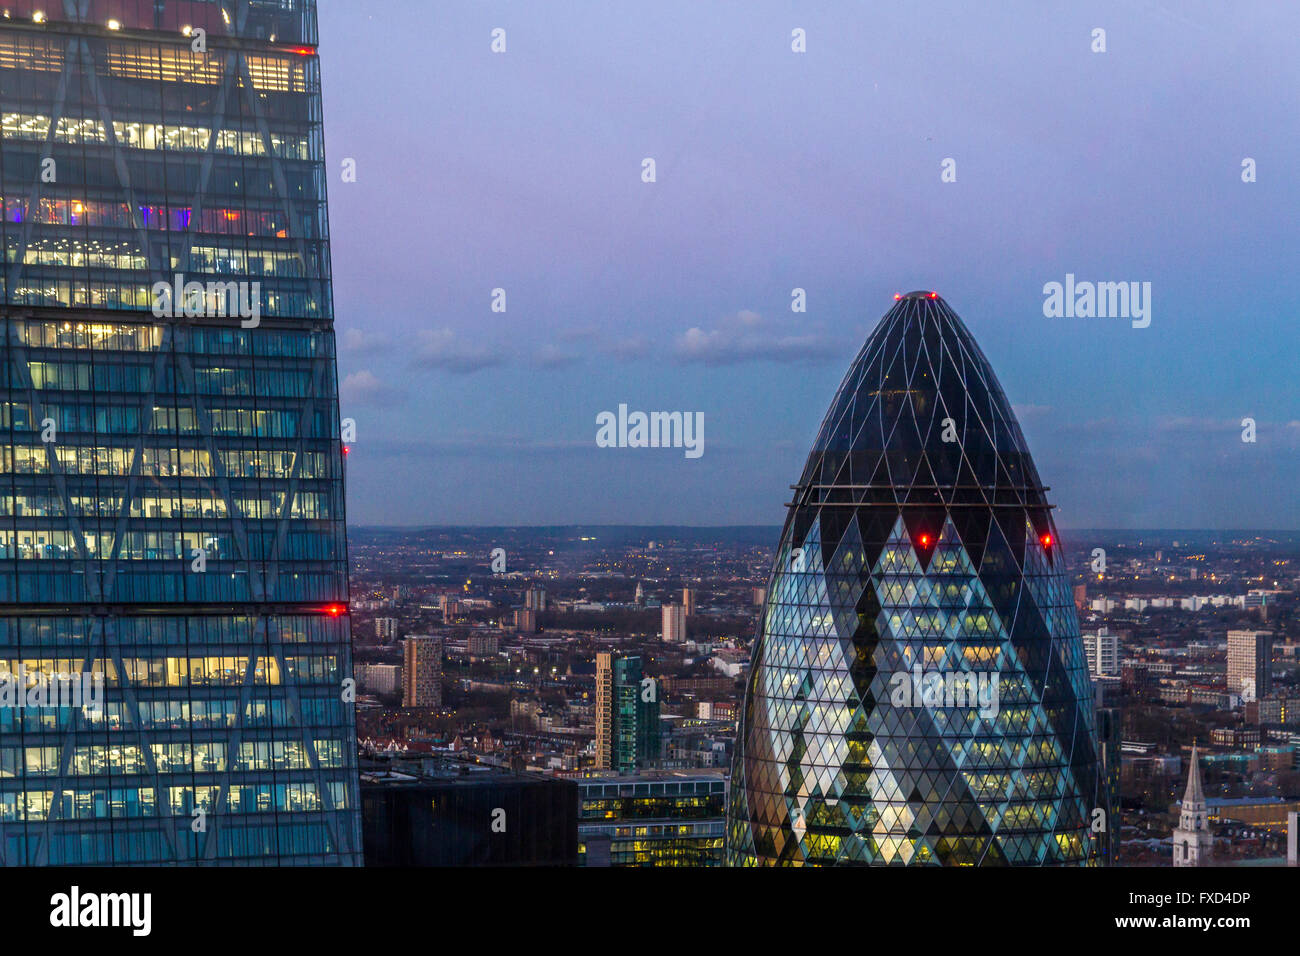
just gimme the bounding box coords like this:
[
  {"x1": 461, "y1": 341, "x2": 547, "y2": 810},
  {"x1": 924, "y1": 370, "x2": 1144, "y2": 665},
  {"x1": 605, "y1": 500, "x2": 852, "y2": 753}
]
[{"x1": 726, "y1": 292, "x2": 1107, "y2": 866}]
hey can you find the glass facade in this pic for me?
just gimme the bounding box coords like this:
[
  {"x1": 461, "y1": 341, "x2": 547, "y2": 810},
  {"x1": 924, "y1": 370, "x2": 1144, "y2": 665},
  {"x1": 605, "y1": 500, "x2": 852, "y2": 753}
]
[
  {"x1": 579, "y1": 772, "x2": 726, "y2": 866},
  {"x1": 0, "y1": 1, "x2": 360, "y2": 864},
  {"x1": 597, "y1": 652, "x2": 661, "y2": 774},
  {"x1": 614, "y1": 655, "x2": 660, "y2": 774},
  {"x1": 727, "y1": 292, "x2": 1109, "y2": 866}
]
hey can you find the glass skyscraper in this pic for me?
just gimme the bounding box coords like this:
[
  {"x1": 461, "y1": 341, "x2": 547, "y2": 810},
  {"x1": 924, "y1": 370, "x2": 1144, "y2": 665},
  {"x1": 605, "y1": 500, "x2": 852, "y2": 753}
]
[
  {"x1": 0, "y1": 0, "x2": 359, "y2": 864},
  {"x1": 727, "y1": 292, "x2": 1109, "y2": 866},
  {"x1": 596, "y1": 652, "x2": 661, "y2": 774}
]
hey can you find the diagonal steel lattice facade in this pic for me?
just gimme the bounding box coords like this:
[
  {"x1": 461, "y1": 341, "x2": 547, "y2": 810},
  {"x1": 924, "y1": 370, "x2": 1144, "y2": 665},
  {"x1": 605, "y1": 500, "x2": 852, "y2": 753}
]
[
  {"x1": 727, "y1": 292, "x2": 1109, "y2": 866},
  {"x1": 0, "y1": 0, "x2": 360, "y2": 864}
]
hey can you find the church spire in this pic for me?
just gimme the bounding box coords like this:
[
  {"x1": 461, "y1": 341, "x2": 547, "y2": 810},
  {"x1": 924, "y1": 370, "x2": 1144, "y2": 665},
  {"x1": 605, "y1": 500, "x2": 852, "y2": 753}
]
[
  {"x1": 1183, "y1": 742, "x2": 1206, "y2": 808},
  {"x1": 1173, "y1": 741, "x2": 1213, "y2": 866}
]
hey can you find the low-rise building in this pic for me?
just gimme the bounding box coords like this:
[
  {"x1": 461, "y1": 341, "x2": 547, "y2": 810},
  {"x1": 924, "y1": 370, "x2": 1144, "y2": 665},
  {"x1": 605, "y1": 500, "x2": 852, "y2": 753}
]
[
  {"x1": 577, "y1": 770, "x2": 727, "y2": 867},
  {"x1": 361, "y1": 754, "x2": 578, "y2": 866}
]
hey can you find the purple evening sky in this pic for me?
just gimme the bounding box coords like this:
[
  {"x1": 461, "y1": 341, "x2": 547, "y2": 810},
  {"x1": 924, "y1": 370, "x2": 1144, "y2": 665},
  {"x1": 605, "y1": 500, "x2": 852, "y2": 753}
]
[{"x1": 316, "y1": 1, "x2": 1300, "y2": 528}]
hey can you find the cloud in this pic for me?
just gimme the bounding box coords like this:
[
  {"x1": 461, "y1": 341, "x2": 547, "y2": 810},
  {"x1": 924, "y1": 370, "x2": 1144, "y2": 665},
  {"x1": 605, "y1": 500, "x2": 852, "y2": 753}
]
[
  {"x1": 339, "y1": 327, "x2": 392, "y2": 354},
  {"x1": 557, "y1": 326, "x2": 601, "y2": 343},
  {"x1": 1149, "y1": 417, "x2": 1300, "y2": 449},
  {"x1": 1154, "y1": 416, "x2": 1244, "y2": 433},
  {"x1": 534, "y1": 344, "x2": 583, "y2": 369},
  {"x1": 601, "y1": 335, "x2": 652, "y2": 360},
  {"x1": 673, "y1": 310, "x2": 840, "y2": 365},
  {"x1": 364, "y1": 433, "x2": 595, "y2": 459},
  {"x1": 414, "y1": 328, "x2": 505, "y2": 374},
  {"x1": 549, "y1": 327, "x2": 651, "y2": 361},
  {"x1": 1012, "y1": 404, "x2": 1053, "y2": 419},
  {"x1": 340, "y1": 369, "x2": 403, "y2": 405}
]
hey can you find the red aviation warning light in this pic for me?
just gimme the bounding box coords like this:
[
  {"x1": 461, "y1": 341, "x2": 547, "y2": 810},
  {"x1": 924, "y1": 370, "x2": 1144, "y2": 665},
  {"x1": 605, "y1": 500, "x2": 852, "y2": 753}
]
[
  {"x1": 1040, "y1": 533, "x2": 1052, "y2": 549},
  {"x1": 324, "y1": 604, "x2": 347, "y2": 617},
  {"x1": 919, "y1": 533, "x2": 931, "y2": 548}
]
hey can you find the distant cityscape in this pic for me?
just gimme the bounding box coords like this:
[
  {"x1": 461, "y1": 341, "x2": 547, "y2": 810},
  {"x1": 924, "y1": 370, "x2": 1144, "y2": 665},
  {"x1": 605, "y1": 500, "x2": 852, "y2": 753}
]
[{"x1": 350, "y1": 525, "x2": 1300, "y2": 867}]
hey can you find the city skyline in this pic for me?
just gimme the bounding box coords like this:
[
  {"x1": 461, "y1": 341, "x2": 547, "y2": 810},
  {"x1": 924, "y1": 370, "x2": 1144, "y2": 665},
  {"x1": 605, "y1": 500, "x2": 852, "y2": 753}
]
[
  {"x1": 0, "y1": 0, "x2": 1294, "y2": 917},
  {"x1": 319, "y1": 1, "x2": 1300, "y2": 529}
]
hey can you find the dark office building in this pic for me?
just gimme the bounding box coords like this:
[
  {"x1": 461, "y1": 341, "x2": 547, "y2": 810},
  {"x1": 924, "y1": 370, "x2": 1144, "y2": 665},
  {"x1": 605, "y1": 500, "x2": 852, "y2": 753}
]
[
  {"x1": 728, "y1": 292, "x2": 1109, "y2": 866},
  {"x1": 0, "y1": 1, "x2": 359, "y2": 864},
  {"x1": 361, "y1": 757, "x2": 578, "y2": 867},
  {"x1": 579, "y1": 771, "x2": 726, "y2": 867},
  {"x1": 1096, "y1": 706, "x2": 1121, "y2": 865}
]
